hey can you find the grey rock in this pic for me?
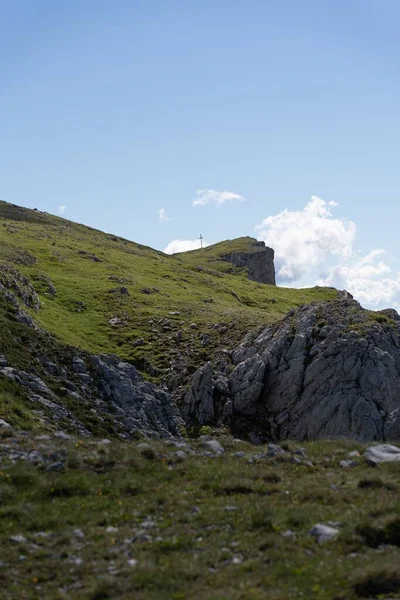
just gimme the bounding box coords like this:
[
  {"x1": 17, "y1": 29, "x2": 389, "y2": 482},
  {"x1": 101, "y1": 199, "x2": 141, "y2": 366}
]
[
  {"x1": 10, "y1": 535, "x2": 27, "y2": 544},
  {"x1": 216, "y1": 298, "x2": 400, "y2": 442},
  {"x1": 0, "y1": 419, "x2": 12, "y2": 428},
  {"x1": 267, "y1": 443, "x2": 285, "y2": 457},
  {"x1": 219, "y1": 240, "x2": 275, "y2": 285},
  {"x1": 199, "y1": 436, "x2": 224, "y2": 455},
  {"x1": 72, "y1": 358, "x2": 86, "y2": 374},
  {"x1": 309, "y1": 524, "x2": 339, "y2": 543},
  {"x1": 364, "y1": 444, "x2": 400, "y2": 465},
  {"x1": 339, "y1": 459, "x2": 358, "y2": 468},
  {"x1": 229, "y1": 354, "x2": 265, "y2": 416},
  {"x1": 183, "y1": 363, "x2": 214, "y2": 425},
  {"x1": 173, "y1": 450, "x2": 187, "y2": 462}
]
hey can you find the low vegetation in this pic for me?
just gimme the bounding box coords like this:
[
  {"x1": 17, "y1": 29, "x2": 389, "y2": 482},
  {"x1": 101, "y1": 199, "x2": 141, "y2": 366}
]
[{"x1": 1, "y1": 432, "x2": 400, "y2": 599}]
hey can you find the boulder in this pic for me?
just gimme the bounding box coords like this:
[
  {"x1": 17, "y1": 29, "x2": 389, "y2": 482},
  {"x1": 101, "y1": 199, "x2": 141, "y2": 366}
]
[{"x1": 364, "y1": 444, "x2": 400, "y2": 465}]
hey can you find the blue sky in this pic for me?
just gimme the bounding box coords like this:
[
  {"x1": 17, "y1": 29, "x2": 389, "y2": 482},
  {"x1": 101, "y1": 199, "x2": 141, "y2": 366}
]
[{"x1": 1, "y1": 1, "x2": 400, "y2": 307}]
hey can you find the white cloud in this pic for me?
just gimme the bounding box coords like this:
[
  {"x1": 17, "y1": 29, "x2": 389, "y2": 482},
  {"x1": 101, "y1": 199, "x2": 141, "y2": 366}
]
[
  {"x1": 317, "y1": 251, "x2": 400, "y2": 309},
  {"x1": 158, "y1": 208, "x2": 171, "y2": 222},
  {"x1": 255, "y1": 195, "x2": 356, "y2": 282},
  {"x1": 164, "y1": 238, "x2": 210, "y2": 254},
  {"x1": 58, "y1": 205, "x2": 67, "y2": 216},
  {"x1": 256, "y1": 196, "x2": 400, "y2": 309},
  {"x1": 193, "y1": 189, "x2": 245, "y2": 207}
]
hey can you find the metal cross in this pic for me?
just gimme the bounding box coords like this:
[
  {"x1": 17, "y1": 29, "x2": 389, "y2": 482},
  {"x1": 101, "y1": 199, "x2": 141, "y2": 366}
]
[{"x1": 199, "y1": 233, "x2": 203, "y2": 249}]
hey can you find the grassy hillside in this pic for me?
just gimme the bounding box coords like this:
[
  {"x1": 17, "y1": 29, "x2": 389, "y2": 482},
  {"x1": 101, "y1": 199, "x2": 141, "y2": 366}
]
[{"x1": 0, "y1": 201, "x2": 336, "y2": 377}]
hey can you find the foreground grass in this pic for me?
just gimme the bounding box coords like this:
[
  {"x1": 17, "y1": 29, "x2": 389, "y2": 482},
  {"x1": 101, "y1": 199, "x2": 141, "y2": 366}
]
[{"x1": 0, "y1": 432, "x2": 400, "y2": 599}]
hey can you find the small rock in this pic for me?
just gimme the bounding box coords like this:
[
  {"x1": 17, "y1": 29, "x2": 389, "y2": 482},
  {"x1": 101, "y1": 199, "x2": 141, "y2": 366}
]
[
  {"x1": 46, "y1": 462, "x2": 65, "y2": 472},
  {"x1": 127, "y1": 558, "x2": 138, "y2": 567},
  {"x1": 140, "y1": 519, "x2": 156, "y2": 529},
  {"x1": 73, "y1": 528, "x2": 85, "y2": 539},
  {"x1": 340, "y1": 459, "x2": 358, "y2": 468},
  {"x1": 133, "y1": 338, "x2": 145, "y2": 347},
  {"x1": 364, "y1": 445, "x2": 400, "y2": 465},
  {"x1": 106, "y1": 526, "x2": 118, "y2": 533},
  {"x1": 267, "y1": 443, "x2": 285, "y2": 457},
  {"x1": 309, "y1": 524, "x2": 339, "y2": 543},
  {"x1": 281, "y1": 530, "x2": 296, "y2": 539},
  {"x1": 224, "y1": 506, "x2": 238, "y2": 512},
  {"x1": 190, "y1": 323, "x2": 198, "y2": 330},
  {"x1": 10, "y1": 535, "x2": 27, "y2": 544},
  {"x1": 0, "y1": 419, "x2": 12, "y2": 429},
  {"x1": 232, "y1": 555, "x2": 243, "y2": 564},
  {"x1": 173, "y1": 450, "x2": 187, "y2": 462},
  {"x1": 348, "y1": 450, "x2": 360, "y2": 458},
  {"x1": 53, "y1": 431, "x2": 71, "y2": 440},
  {"x1": 108, "y1": 317, "x2": 122, "y2": 326},
  {"x1": 199, "y1": 436, "x2": 225, "y2": 455}
]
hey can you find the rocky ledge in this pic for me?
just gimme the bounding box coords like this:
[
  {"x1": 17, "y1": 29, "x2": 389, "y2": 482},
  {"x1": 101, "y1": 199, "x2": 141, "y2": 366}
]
[{"x1": 183, "y1": 294, "x2": 400, "y2": 442}]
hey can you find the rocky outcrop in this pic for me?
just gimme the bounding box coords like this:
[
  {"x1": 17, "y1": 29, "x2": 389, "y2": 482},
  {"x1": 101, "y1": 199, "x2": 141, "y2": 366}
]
[
  {"x1": 183, "y1": 295, "x2": 400, "y2": 442},
  {"x1": 220, "y1": 241, "x2": 275, "y2": 285}
]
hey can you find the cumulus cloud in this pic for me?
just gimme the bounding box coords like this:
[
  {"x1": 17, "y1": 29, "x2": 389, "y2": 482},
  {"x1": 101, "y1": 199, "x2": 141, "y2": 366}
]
[
  {"x1": 256, "y1": 196, "x2": 400, "y2": 309},
  {"x1": 317, "y1": 251, "x2": 400, "y2": 309},
  {"x1": 164, "y1": 238, "x2": 210, "y2": 254},
  {"x1": 158, "y1": 208, "x2": 171, "y2": 222},
  {"x1": 256, "y1": 196, "x2": 356, "y2": 282},
  {"x1": 58, "y1": 205, "x2": 67, "y2": 216},
  {"x1": 193, "y1": 189, "x2": 245, "y2": 207}
]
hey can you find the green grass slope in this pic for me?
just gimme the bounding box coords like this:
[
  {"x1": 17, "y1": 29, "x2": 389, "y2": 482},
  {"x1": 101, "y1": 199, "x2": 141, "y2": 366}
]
[{"x1": 0, "y1": 201, "x2": 337, "y2": 378}]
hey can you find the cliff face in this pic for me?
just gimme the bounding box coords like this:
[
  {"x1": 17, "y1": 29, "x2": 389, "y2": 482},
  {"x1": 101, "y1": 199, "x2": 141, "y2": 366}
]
[
  {"x1": 220, "y1": 241, "x2": 276, "y2": 285},
  {"x1": 183, "y1": 295, "x2": 400, "y2": 442}
]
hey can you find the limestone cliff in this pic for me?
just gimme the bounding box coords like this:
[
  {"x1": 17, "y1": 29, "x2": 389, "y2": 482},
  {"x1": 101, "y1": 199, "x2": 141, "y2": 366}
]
[
  {"x1": 220, "y1": 240, "x2": 276, "y2": 285},
  {"x1": 183, "y1": 294, "x2": 400, "y2": 442}
]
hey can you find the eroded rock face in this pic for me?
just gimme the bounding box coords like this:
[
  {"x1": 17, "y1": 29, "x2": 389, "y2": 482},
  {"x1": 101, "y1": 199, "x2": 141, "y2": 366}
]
[
  {"x1": 220, "y1": 241, "x2": 275, "y2": 285},
  {"x1": 184, "y1": 296, "x2": 400, "y2": 442}
]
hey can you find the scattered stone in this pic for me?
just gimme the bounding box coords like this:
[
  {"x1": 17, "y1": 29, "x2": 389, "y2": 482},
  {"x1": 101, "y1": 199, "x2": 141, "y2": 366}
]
[
  {"x1": 199, "y1": 436, "x2": 225, "y2": 455},
  {"x1": 133, "y1": 338, "x2": 145, "y2": 347},
  {"x1": 105, "y1": 526, "x2": 118, "y2": 533},
  {"x1": 348, "y1": 450, "x2": 360, "y2": 457},
  {"x1": 309, "y1": 524, "x2": 339, "y2": 543},
  {"x1": 108, "y1": 316, "x2": 122, "y2": 326},
  {"x1": 190, "y1": 323, "x2": 198, "y2": 330},
  {"x1": 172, "y1": 450, "x2": 187, "y2": 462},
  {"x1": 340, "y1": 459, "x2": 358, "y2": 468},
  {"x1": 127, "y1": 558, "x2": 138, "y2": 567},
  {"x1": 364, "y1": 445, "x2": 400, "y2": 465},
  {"x1": 224, "y1": 506, "x2": 238, "y2": 512},
  {"x1": 73, "y1": 529, "x2": 85, "y2": 539},
  {"x1": 267, "y1": 443, "x2": 286, "y2": 457},
  {"x1": 0, "y1": 419, "x2": 12, "y2": 428},
  {"x1": 10, "y1": 535, "x2": 27, "y2": 544},
  {"x1": 46, "y1": 462, "x2": 65, "y2": 472},
  {"x1": 282, "y1": 530, "x2": 296, "y2": 539}
]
